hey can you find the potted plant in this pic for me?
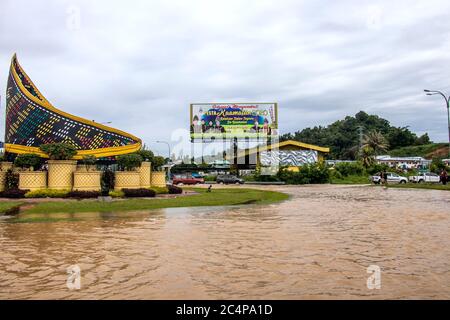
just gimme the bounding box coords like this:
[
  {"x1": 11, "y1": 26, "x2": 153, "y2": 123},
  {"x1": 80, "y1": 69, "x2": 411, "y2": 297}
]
[
  {"x1": 40, "y1": 143, "x2": 78, "y2": 190},
  {"x1": 0, "y1": 153, "x2": 13, "y2": 172},
  {"x1": 114, "y1": 154, "x2": 143, "y2": 190},
  {"x1": 78, "y1": 155, "x2": 97, "y2": 172},
  {"x1": 73, "y1": 155, "x2": 101, "y2": 191},
  {"x1": 15, "y1": 153, "x2": 47, "y2": 191}
]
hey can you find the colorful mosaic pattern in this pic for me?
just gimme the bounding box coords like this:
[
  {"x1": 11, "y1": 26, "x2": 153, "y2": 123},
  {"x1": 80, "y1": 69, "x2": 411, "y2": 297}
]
[{"x1": 4, "y1": 55, "x2": 140, "y2": 154}]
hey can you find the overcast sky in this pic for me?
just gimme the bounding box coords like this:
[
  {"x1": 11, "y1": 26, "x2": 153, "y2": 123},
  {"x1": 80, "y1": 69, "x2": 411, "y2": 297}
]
[{"x1": 1, "y1": 0, "x2": 450, "y2": 156}]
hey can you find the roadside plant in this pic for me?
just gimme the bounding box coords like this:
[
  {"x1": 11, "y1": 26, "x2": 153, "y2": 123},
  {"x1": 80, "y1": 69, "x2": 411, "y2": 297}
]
[
  {"x1": 122, "y1": 188, "x2": 156, "y2": 198},
  {"x1": 25, "y1": 189, "x2": 70, "y2": 198},
  {"x1": 39, "y1": 143, "x2": 77, "y2": 160},
  {"x1": 68, "y1": 190, "x2": 101, "y2": 199},
  {"x1": 167, "y1": 185, "x2": 182, "y2": 194},
  {"x1": 101, "y1": 169, "x2": 115, "y2": 195},
  {"x1": 0, "y1": 188, "x2": 28, "y2": 198},
  {"x1": 117, "y1": 154, "x2": 143, "y2": 171},
  {"x1": 5, "y1": 169, "x2": 19, "y2": 190},
  {"x1": 151, "y1": 156, "x2": 166, "y2": 171},
  {"x1": 14, "y1": 153, "x2": 42, "y2": 170}
]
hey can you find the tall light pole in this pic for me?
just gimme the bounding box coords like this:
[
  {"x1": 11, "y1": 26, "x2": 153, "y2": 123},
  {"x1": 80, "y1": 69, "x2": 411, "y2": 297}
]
[
  {"x1": 156, "y1": 140, "x2": 171, "y2": 163},
  {"x1": 424, "y1": 89, "x2": 450, "y2": 158}
]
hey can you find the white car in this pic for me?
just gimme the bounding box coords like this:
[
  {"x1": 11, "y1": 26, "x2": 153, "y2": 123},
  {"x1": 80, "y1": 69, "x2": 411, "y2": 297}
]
[
  {"x1": 371, "y1": 172, "x2": 408, "y2": 184},
  {"x1": 408, "y1": 172, "x2": 440, "y2": 184}
]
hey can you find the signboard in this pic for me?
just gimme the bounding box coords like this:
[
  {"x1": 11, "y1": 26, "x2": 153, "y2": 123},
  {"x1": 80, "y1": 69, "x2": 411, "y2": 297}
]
[{"x1": 190, "y1": 103, "x2": 278, "y2": 140}]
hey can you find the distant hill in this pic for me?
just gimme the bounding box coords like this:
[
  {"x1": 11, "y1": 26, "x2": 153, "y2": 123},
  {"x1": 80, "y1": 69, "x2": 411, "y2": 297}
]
[
  {"x1": 280, "y1": 111, "x2": 432, "y2": 159},
  {"x1": 388, "y1": 143, "x2": 448, "y2": 159}
]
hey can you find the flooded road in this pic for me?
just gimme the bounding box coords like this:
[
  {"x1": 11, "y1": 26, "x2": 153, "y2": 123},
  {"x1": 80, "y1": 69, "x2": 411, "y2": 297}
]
[{"x1": 1, "y1": 184, "x2": 449, "y2": 299}]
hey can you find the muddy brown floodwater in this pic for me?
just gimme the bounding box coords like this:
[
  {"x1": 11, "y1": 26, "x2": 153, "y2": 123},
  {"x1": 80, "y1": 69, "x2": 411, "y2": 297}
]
[{"x1": 0, "y1": 184, "x2": 449, "y2": 299}]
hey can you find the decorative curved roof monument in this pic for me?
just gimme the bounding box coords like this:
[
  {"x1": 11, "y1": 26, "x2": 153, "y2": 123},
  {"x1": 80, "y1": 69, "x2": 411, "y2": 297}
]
[{"x1": 4, "y1": 54, "x2": 141, "y2": 159}]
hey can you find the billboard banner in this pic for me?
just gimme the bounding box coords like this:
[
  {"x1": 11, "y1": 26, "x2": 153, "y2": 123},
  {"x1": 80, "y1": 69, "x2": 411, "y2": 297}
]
[{"x1": 190, "y1": 103, "x2": 278, "y2": 140}]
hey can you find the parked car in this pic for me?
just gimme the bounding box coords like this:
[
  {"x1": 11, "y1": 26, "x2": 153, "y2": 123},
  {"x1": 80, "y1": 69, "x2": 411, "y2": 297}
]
[
  {"x1": 216, "y1": 174, "x2": 244, "y2": 184},
  {"x1": 172, "y1": 174, "x2": 204, "y2": 185},
  {"x1": 370, "y1": 172, "x2": 408, "y2": 184},
  {"x1": 408, "y1": 172, "x2": 440, "y2": 183}
]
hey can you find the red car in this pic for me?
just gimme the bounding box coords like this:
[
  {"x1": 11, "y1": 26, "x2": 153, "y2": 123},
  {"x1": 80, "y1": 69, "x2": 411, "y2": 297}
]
[{"x1": 172, "y1": 174, "x2": 204, "y2": 185}]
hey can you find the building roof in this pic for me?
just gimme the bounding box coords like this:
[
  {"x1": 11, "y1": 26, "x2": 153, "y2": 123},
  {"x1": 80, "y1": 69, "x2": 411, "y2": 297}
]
[{"x1": 236, "y1": 140, "x2": 330, "y2": 158}]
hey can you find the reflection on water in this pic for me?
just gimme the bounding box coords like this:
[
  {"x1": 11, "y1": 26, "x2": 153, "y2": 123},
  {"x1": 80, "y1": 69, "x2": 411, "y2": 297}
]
[{"x1": 1, "y1": 185, "x2": 450, "y2": 299}]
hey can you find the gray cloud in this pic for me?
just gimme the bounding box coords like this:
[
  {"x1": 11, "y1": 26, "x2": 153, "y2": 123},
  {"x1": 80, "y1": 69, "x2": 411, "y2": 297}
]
[{"x1": 1, "y1": 0, "x2": 450, "y2": 156}]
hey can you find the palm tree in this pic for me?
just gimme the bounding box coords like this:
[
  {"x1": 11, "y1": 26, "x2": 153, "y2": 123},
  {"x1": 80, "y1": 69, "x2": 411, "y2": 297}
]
[
  {"x1": 360, "y1": 146, "x2": 375, "y2": 168},
  {"x1": 362, "y1": 130, "x2": 389, "y2": 155}
]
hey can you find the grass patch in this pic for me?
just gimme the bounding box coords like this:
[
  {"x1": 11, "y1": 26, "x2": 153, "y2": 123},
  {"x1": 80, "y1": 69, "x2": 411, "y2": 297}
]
[
  {"x1": 386, "y1": 183, "x2": 450, "y2": 191},
  {"x1": 20, "y1": 188, "x2": 289, "y2": 215},
  {"x1": 331, "y1": 175, "x2": 370, "y2": 184},
  {"x1": 0, "y1": 201, "x2": 23, "y2": 213}
]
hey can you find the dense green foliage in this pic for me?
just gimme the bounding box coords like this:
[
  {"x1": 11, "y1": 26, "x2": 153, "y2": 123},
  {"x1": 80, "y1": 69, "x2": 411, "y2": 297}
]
[
  {"x1": 39, "y1": 143, "x2": 77, "y2": 160},
  {"x1": 5, "y1": 169, "x2": 19, "y2": 190},
  {"x1": 117, "y1": 154, "x2": 143, "y2": 171},
  {"x1": 101, "y1": 169, "x2": 115, "y2": 195},
  {"x1": 14, "y1": 153, "x2": 42, "y2": 170},
  {"x1": 280, "y1": 111, "x2": 432, "y2": 159},
  {"x1": 136, "y1": 149, "x2": 154, "y2": 162},
  {"x1": 277, "y1": 163, "x2": 330, "y2": 184},
  {"x1": 152, "y1": 156, "x2": 166, "y2": 171}
]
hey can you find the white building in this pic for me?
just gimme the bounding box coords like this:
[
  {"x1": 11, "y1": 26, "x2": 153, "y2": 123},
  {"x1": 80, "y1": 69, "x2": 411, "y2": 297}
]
[{"x1": 375, "y1": 155, "x2": 431, "y2": 169}]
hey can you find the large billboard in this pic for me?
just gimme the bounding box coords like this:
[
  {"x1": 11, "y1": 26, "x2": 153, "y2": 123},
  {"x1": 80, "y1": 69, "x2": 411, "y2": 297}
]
[{"x1": 190, "y1": 103, "x2": 278, "y2": 140}]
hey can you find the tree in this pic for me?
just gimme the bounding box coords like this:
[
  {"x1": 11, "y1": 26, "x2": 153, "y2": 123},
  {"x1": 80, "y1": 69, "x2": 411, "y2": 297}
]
[
  {"x1": 117, "y1": 154, "x2": 143, "y2": 171},
  {"x1": 359, "y1": 146, "x2": 375, "y2": 168},
  {"x1": 362, "y1": 131, "x2": 389, "y2": 155},
  {"x1": 152, "y1": 156, "x2": 166, "y2": 171}
]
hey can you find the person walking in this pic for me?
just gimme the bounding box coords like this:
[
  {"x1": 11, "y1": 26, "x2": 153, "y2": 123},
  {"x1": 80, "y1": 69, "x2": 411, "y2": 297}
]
[{"x1": 440, "y1": 170, "x2": 448, "y2": 185}]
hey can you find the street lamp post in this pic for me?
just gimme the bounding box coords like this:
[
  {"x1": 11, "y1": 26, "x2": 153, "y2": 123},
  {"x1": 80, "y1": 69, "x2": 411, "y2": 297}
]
[{"x1": 424, "y1": 89, "x2": 450, "y2": 158}]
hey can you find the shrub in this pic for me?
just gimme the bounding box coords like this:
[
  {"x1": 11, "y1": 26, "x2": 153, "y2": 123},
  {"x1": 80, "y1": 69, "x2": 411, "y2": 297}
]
[
  {"x1": 277, "y1": 163, "x2": 330, "y2": 184},
  {"x1": 39, "y1": 143, "x2": 77, "y2": 160},
  {"x1": 25, "y1": 189, "x2": 70, "y2": 198},
  {"x1": 14, "y1": 153, "x2": 42, "y2": 170},
  {"x1": 329, "y1": 169, "x2": 343, "y2": 180},
  {"x1": 101, "y1": 169, "x2": 115, "y2": 195},
  {"x1": 117, "y1": 154, "x2": 143, "y2": 171},
  {"x1": 152, "y1": 156, "x2": 166, "y2": 171},
  {"x1": 430, "y1": 158, "x2": 447, "y2": 174},
  {"x1": 0, "y1": 188, "x2": 29, "y2": 198},
  {"x1": 334, "y1": 162, "x2": 365, "y2": 177},
  {"x1": 168, "y1": 184, "x2": 183, "y2": 194},
  {"x1": 5, "y1": 169, "x2": 19, "y2": 190},
  {"x1": 149, "y1": 186, "x2": 169, "y2": 194},
  {"x1": 122, "y1": 188, "x2": 156, "y2": 197},
  {"x1": 204, "y1": 175, "x2": 217, "y2": 182},
  {"x1": 68, "y1": 190, "x2": 101, "y2": 198},
  {"x1": 109, "y1": 190, "x2": 124, "y2": 198},
  {"x1": 366, "y1": 163, "x2": 389, "y2": 175},
  {"x1": 80, "y1": 155, "x2": 97, "y2": 171}
]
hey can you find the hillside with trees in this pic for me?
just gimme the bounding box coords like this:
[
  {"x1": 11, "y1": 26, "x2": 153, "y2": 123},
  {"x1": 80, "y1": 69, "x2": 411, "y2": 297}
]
[{"x1": 280, "y1": 111, "x2": 435, "y2": 159}]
